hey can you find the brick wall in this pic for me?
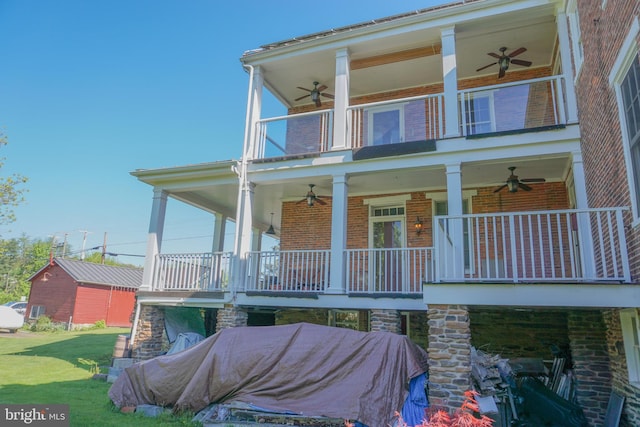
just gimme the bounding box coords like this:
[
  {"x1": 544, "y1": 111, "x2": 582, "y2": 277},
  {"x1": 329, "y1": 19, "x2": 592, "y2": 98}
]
[
  {"x1": 604, "y1": 309, "x2": 640, "y2": 427},
  {"x1": 573, "y1": 0, "x2": 640, "y2": 281},
  {"x1": 280, "y1": 184, "x2": 569, "y2": 252}
]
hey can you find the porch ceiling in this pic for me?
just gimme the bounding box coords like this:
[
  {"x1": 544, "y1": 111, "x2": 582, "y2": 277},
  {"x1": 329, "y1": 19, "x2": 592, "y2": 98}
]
[{"x1": 244, "y1": 1, "x2": 558, "y2": 108}]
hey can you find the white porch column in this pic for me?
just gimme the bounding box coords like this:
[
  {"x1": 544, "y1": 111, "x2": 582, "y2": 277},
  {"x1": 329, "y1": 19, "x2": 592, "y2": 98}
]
[
  {"x1": 211, "y1": 213, "x2": 227, "y2": 253},
  {"x1": 556, "y1": 11, "x2": 579, "y2": 123},
  {"x1": 332, "y1": 48, "x2": 350, "y2": 151},
  {"x1": 141, "y1": 188, "x2": 168, "y2": 291},
  {"x1": 245, "y1": 65, "x2": 264, "y2": 160},
  {"x1": 446, "y1": 163, "x2": 465, "y2": 278},
  {"x1": 328, "y1": 174, "x2": 348, "y2": 293},
  {"x1": 441, "y1": 27, "x2": 460, "y2": 138},
  {"x1": 233, "y1": 181, "x2": 256, "y2": 291},
  {"x1": 571, "y1": 151, "x2": 596, "y2": 278}
]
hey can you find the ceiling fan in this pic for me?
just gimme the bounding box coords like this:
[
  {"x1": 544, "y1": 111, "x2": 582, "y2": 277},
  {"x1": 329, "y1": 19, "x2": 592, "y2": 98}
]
[
  {"x1": 297, "y1": 184, "x2": 328, "y2": 206},
  {"x1": 494, "y1": 166, "x2": 545, "y2": 193},
  {"x1": 476, "y1": 47, "x2": 532, "y2": 78},
  {"x1": 295, "y1": 81, "x2": 334, "y2": 107}
]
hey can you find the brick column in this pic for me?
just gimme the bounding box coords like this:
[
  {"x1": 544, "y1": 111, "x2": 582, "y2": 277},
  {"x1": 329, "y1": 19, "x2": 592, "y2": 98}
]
[
  {"x1": 131, "y1": 305, "x2": 165, "y2": 360},
  {"x1": 216, "y1": 304, "x2": 248, "y2": 332},
  {"x1": 427, "y1": 304, "x2": 471, "y2": 411},
  {"x1": 567, "y1": 310, "x2": 611, "y2": 426},
  {"x1": 370, "y1": 309, "x2": 402, "y2": 333}
]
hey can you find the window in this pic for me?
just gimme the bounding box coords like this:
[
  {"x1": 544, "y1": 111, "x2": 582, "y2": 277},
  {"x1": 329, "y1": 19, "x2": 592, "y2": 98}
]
[
  {"x1": 611, "y1": 18, "x2": 640, "y2": 223},
  {"x1": 463, "y1": 93, "x2": 495, "y2": 135},
  {"x1": 329, "y1": 310, "x2": 361, "y2": 331},
  {"x1": 29, "y1": 305, "x2": 45, "y2": 319},
  {"x1": 620, "y1": 309, "x2": 640, "y2": 387},
  {"x1": 434, "y1": 199, "x2": 471, "y2": 270},
  {"x1": 620, "y1": 54, "x2": 640, "y2": 216},
  {"x1": 368, "y1": 106, "x2": 404, "y2": 145}
]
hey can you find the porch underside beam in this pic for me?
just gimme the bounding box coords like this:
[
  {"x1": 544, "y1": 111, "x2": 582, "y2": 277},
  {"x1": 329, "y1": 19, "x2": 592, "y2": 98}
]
[{"x1": 423, "y1": 283, "x2": 640, "y2": 308}]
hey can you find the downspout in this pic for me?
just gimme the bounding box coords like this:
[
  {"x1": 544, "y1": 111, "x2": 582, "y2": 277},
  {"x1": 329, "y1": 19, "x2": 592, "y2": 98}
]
[
  {"x1": 128, "y1": 302, "x2": 141, "y2": 348},
  {"x1": 231, "y1": 63, "x2": 255, "y2": 299}
]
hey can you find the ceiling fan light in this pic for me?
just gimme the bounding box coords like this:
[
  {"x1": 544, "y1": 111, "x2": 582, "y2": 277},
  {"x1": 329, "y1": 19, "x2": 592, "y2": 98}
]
[
  {"x1": 507, "y1": 178, "x2": 519, "y2": 192},
  {"x1": 499, "y1": 56, "x2": 510, "y2": 71}
]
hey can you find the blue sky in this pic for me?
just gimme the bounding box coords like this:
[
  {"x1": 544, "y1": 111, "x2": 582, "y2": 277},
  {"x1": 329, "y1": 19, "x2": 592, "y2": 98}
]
[{"x1": 0, "y1": 0, "x2": 446, "y2": 266}]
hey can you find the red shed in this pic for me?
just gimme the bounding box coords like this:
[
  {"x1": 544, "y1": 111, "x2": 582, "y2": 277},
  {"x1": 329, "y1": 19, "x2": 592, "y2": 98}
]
[{"x1": 27, "y1": 258, "x2": 142, "y2": 328}]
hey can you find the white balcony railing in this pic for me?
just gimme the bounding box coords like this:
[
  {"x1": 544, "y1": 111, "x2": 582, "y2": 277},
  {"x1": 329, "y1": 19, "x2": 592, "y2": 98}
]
[
  {"x1": 152, "y1": 252, "x2": 232, "y2": 291},
  {"x1": 434, "y1": 208, "x2": 630, "y2": 283},
  {"x1": 245, "y1": 249, "x2": 331, "y2": 292},
  {"x1": 345, "y1": 247, "x2": 434, "y2": 294},
  {"x1": 347, "y1": 94, "x2": 444, "y2": 148},
  {"x1": 253, "y1": 109, "x2": 333, "y2": 159},
  {"x1": 459, "y1": 76, "x2": 566, "y2": 136}
]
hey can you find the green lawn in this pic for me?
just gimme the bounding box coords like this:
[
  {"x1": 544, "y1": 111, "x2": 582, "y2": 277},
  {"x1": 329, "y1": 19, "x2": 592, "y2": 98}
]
[{"x1": 0, "y1": 328, "x2": 199, "y2": 426}]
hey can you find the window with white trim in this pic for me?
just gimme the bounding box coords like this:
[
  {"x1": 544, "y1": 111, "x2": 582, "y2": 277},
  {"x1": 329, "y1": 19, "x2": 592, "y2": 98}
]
[
  {"x1": 463, "y1": 93, "x2": 495, "y2": 135},
  {"x1": 619, "y1": 53, "x2": 640, "y2": 216},
  {"x1": 368, "y1": 105, "x2": 404, "y2": 146},
  {"x1": 611, "y1": 19, "x2": 640, "y2": 223},
  {"x1": 29, "y1": 305, "x2": 45, "y2": 319},
  {"x1": 329, "y1": 310, "x2": 361, "y2": 331},
  {"x1": 620, "y1": 309, "x2": 640, "y2": 387}
]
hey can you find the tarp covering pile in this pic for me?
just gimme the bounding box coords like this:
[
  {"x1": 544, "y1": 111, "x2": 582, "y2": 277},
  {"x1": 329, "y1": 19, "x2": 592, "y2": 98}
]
[{"x1": 109, "y1": 323, "x2": 429, "y2": 426}]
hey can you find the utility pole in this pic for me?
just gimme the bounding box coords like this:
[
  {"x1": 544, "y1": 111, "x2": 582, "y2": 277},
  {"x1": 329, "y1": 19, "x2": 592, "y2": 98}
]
[
  {"x1": 62, "y1": 233, "x2": 68, "y2": 258},
  {"x1": 79, "y1": 230, "x2": 91, "y2": 261},
  {"x1": 101, "y1": 232, "x2": 107, "y2": 264}
]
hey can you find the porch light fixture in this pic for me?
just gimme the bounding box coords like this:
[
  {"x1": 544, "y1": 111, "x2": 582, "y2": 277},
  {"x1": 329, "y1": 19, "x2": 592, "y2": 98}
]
[
  {"x1": 414, "y1": 217, "x2": 424, "y2": 235},
  {"x1": 507, "y1": 176, "x2": 519, "y2": 192},
  {"x1": 266, "y1": 213, "x2": 276, "y2": 235}
]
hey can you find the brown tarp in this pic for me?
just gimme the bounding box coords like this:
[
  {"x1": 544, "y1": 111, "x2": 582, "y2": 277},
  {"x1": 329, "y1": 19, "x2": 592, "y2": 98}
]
[{"x1": 109, "y1": 323, "x2": 429, "y2": 426}]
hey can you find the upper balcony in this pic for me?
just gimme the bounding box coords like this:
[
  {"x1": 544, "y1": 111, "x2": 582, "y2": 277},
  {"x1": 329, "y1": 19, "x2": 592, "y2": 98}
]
[
  {"x1": 241, "y1": 0, "x2": 576, "y2": 162},
  {"x1": 252, "y1": 75, "x2": 568, "y2": 160}
]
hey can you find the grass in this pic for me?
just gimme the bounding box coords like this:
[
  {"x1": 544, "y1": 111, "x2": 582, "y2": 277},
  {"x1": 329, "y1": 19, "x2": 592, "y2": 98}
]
[{"x1": 0, "y1": 328, "x2": 200, "y2": 426}]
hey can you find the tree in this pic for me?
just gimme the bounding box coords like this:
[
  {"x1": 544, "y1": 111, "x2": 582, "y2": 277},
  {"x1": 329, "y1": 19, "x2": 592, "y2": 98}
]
[
  {"x1": 0, "y1": 132, "x2": 28, "y2": 226},
  {"x1": 0, "y1": 236, "x2": 50, "y2": 303}
]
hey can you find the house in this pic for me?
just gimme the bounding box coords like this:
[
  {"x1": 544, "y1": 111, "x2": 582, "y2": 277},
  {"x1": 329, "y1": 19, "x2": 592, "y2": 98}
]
[
  {"x1": 27, "y1": 258, "x2": 142, "y2": 328},
  {"x1": 128, "y1": 0, "x2": 640, "y2": 425}
]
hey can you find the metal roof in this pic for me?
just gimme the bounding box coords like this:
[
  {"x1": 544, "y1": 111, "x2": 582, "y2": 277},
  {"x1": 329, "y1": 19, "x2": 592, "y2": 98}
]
[{"x1": 54, "y1": 258, "x2": 142, "y2": 289}]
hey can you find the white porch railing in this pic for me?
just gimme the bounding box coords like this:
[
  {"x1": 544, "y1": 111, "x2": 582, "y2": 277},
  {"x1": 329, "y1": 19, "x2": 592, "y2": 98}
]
[
  {"x1": 345, "y1": 247, "x2": 434, "y2": 294},
  {"x1": 434, "y1": 208, "x2": 630, "y2": 283},
  {"x1": 152, "y1": 252, "x2": 232, "y2": 291},
  {"x1": 459, "y1": 76, "x2": 566, "y2": 136},
  {"x1": 245, "y1": 249, "x2": 331, "y2": 292},
  {"x1": 253, "y1": 109, "x2": 333, "y2": 159},
  {"x1": 346, "y1": 94, "x2": 444, "y2": 148}
]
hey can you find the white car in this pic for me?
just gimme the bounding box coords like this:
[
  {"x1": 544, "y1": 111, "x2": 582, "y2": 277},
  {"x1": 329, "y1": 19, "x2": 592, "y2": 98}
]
[
  {"x1": 0, "y1": 305, "x2": 25, "y2": 333},
  {"x1": 3, "y1": 301, "x2": 27, "y2": 316}
]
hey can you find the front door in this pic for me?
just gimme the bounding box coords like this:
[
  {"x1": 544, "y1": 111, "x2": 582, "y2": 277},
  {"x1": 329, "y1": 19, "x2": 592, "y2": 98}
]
[{"x1": 371, "y1": 216, "x2": 405, "y2": 292}]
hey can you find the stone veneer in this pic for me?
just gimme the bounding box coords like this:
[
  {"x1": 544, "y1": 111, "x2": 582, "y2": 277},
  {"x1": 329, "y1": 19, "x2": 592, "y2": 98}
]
[
  {"x1": 370, "y1": 309, "x2": 402, "y2": 333},
  {"x1": 427, "y1": 304, "x2": 472, "y2": 411},
  {"x1": 131, "y1": 305, "x2": 166, "y2": 360},
  {"x1": 604, "y1": 309, "x2": 640, "y2": 427},
  {"x1": 567, "y1": 311, "x2": 612, "y2": 426},
  {"x1": 216, "y1": 304, "x2": 248, "y2": 332}
]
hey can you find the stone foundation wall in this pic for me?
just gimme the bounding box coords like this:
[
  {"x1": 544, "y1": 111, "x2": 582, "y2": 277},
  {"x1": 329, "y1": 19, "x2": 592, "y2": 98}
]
[
  {"x1": 427, "y1": 304, "x2": 471, "y2": 411},
  {"x1": 567, "y1": 310, "x2": 611, "y2": 426},
  {"x1": 131, "y1": 305, "x2": 166, "y2": 361},
  {"x1": 370, "y1": 309, "x2": 401, "y2": 333},
  {"x1": 604, "y1": 309, "x2": 640, "y2": 427}
]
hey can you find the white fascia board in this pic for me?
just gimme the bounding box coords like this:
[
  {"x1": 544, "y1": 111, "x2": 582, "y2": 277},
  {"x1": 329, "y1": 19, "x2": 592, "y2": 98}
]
[
  {"x1": 242, "y1": 0, "x2": 556, "y2": 67},
  {"x1": 131, "y1": 161, "x2": 238, "y2": 188},
  {"x1": 423, "y1": 283, "x2": 640, "y2": 308}
]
